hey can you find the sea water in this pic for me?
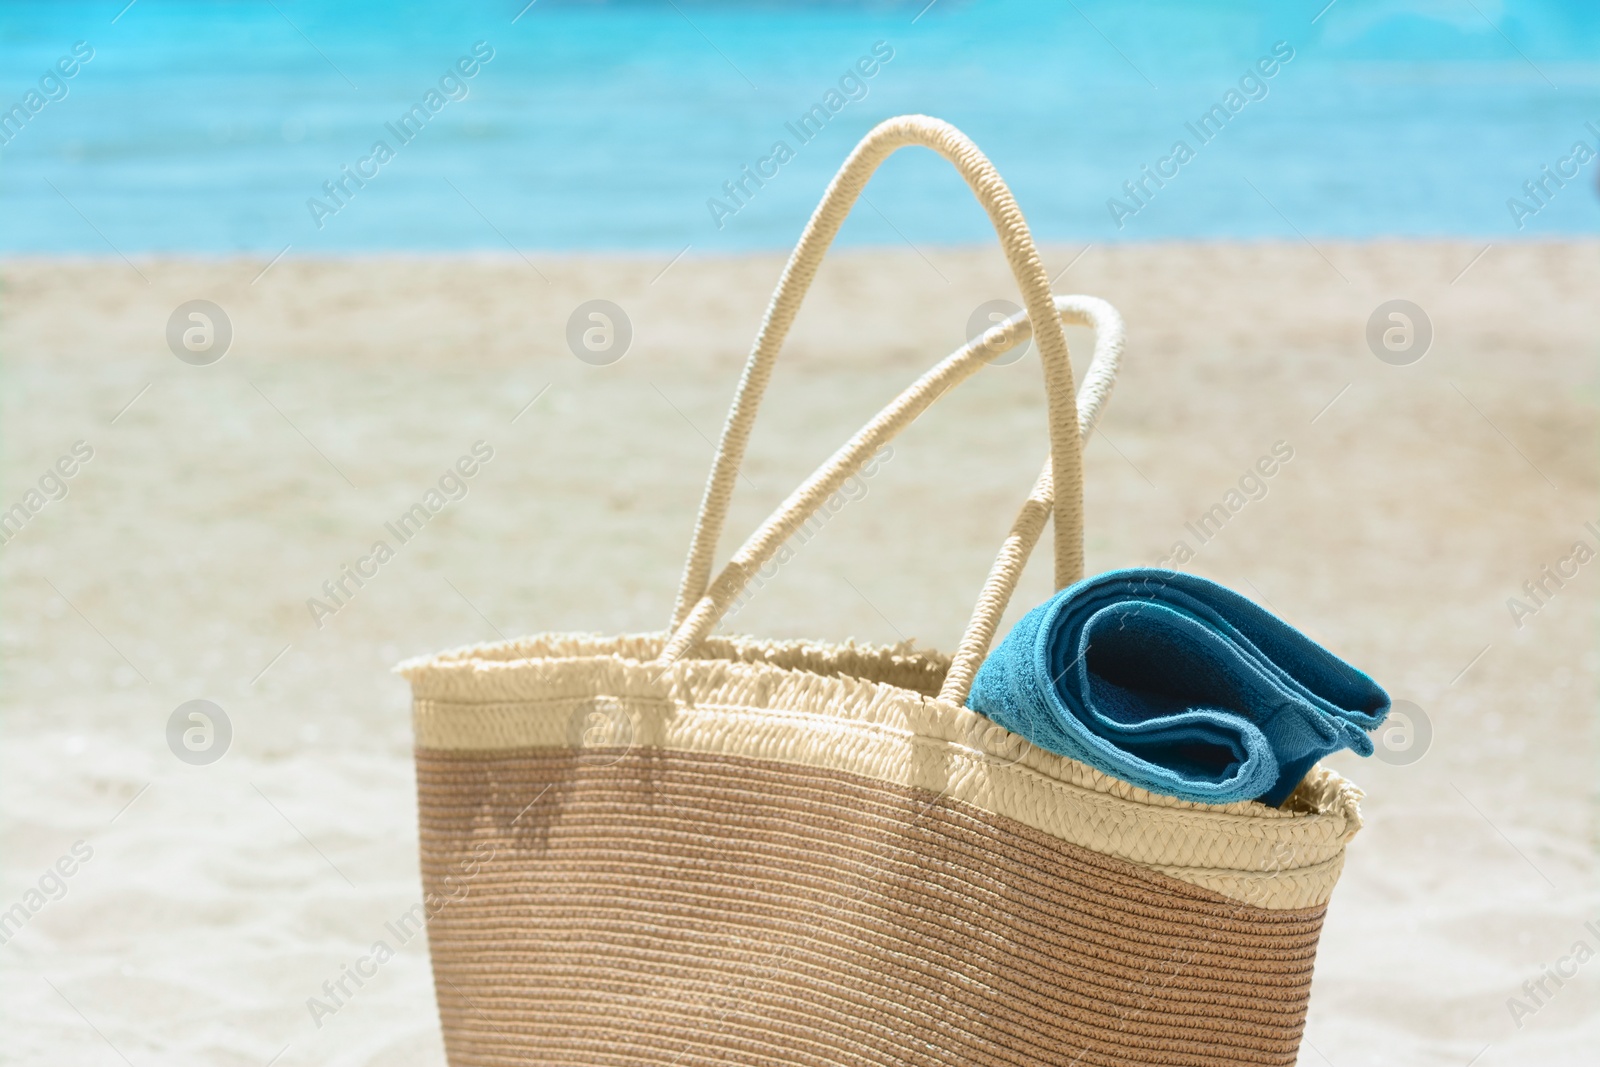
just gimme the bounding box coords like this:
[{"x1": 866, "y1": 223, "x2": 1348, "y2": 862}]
[{"x1": 1, "y1": 0, "x2": 1596, "y2": 253}]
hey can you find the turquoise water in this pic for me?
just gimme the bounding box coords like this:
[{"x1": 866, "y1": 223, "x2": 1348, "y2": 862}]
[{"x1": 2, "y1": 0, "x2": 1598, "y2": 252}]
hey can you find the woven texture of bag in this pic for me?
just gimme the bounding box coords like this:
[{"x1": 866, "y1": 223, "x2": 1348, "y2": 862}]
[{"x1": 402, "y1": 115, "x2": 1366, "y2": 1067}]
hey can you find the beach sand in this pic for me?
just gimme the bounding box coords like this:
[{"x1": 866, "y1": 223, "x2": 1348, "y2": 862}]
[{"x1": 2, "y1": 241, "x2": 1596, "y2": 1065}]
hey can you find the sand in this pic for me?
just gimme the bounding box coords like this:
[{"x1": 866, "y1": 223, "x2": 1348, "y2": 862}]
[{"x1": 1, "y1": 240, "x2": 1596, "y2": 1065}]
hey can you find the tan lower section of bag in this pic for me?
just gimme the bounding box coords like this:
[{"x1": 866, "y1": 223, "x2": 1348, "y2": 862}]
[{"x1": 416, "y1": 745, "x2": 1325, "y2": 1067}]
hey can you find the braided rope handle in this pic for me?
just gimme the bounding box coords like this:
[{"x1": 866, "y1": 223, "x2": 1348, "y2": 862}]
[
  {"x1": 669, "y1": 115, "x2": 1083, "y2": 631},
  {"x1": 658, "y1": 297, "x2": 1123, "y2": 704},
  {"x1": 939, "y1": 295, "x2": 1122, "y2": 703},
  {"x1": 659, "y1": 117, "x2": 1125, "y2": 704}
]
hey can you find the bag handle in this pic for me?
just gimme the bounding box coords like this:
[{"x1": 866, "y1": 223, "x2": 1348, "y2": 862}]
[
  {"x1": 937, "y1": 294, "x2": 1121, "y2": 704},
  {"x1": 671, "y1": 115, "x2": 1083, "y2": 629},
  {"x1": 657, "y1": 296, "x2": 1123, "y2": 707},
  {"x1": 660, "y1": 117, "x2": 1123, "y2": 703}
]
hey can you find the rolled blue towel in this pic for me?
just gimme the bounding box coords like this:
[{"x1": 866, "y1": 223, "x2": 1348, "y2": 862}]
[{"x1": 967, "y1": 568, "x2": 1390, "y2": 806}]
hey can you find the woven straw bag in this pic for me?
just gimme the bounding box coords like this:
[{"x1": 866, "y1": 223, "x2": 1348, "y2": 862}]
[{"x1": 402, "y1": 115, "x2": 1364, "y2": 1067}]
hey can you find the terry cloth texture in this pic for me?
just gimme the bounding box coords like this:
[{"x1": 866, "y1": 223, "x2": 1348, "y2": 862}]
[{"x1": 967, "y1": 568, "x2": 1390, "y2": 806}]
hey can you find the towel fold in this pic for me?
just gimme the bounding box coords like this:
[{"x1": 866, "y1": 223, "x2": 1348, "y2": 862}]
[{"x1": 967, "y1": 568, "x2": 1390, "y2": 806}]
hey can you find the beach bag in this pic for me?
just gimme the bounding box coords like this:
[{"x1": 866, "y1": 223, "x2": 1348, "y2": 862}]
[{"x1": 402, "y1": 115, "x2": 1364, "y2": 1067}]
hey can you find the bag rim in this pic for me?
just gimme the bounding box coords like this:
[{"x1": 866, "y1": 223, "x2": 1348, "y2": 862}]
[{"x1": 401, "y1": 631, "x2": 1363, "y2": 911}]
